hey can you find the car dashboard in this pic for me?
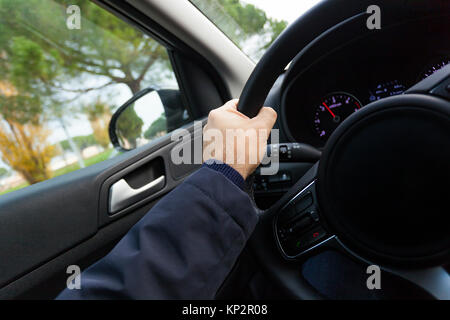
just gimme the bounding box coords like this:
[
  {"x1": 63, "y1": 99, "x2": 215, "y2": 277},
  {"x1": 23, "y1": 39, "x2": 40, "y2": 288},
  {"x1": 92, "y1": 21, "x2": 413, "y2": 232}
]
[{"x1": 277, "y1": 15, "x2": 450, "y2": 148}]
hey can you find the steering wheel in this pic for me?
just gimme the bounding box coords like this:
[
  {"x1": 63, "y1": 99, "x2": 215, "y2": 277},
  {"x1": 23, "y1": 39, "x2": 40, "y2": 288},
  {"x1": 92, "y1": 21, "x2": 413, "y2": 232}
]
[{"x1": 238, "y1": 0, "x2": 450, "y2": 299}]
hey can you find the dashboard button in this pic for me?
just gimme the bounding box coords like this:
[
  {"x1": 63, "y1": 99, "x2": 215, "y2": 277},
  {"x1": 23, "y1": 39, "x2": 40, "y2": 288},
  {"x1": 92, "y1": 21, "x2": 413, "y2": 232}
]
[
  {"x1": 294, "y1": 192, "x2": 313, "y2": 214},
  {"x1": 278, "y1": 192, "x2": 313, "y2": 225},
  {"x1": 284, "y1": 226, "x2": 328, "y2": 256},
  {"x1": 278, "y1": 205, "x2": 297, "y2": 224},
  {"x1": 268, "y1": 172, "x2": 291, "y2": 184},
  {"x1": 287, "y1": 215, "x2": 314, "y2": 236},
  {"x1": 300, "y1": 226, "x2": 327, "y2": 247}
]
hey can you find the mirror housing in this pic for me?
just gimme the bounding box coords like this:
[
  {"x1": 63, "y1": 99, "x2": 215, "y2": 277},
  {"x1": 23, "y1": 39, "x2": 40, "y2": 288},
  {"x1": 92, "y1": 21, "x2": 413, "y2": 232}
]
[{"x1": 109, "y1": 87, "x2": 188, "y2": 151}]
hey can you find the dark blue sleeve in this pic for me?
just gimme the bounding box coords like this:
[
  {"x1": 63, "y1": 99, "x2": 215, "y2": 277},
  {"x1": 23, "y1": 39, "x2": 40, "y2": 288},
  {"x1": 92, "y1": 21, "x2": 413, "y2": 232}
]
[
  {"x1": 56, "y1": 166, "x2": 258, "y2": 299},
  {"x1": 202, "y1": 159, "x2": 245, "y2": 190}
]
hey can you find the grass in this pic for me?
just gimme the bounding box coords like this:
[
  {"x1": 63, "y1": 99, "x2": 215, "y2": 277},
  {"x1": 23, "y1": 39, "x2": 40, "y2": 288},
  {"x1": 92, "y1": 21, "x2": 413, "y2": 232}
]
[
  {"x1": 0, "y1": 182, "x2": 29, "y2": 196},
  {"x1": 52, "y1": 148, "x2": 113, "y2": 177},
  {"x1": 0, "y1": 148, "x2": 114, "y2": 196}
]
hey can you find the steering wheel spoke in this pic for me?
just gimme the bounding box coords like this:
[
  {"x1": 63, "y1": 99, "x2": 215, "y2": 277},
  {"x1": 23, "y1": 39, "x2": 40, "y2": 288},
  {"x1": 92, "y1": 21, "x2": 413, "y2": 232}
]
[{"x1": 274, "y1": 180, "x2": 337, "y2": 260}]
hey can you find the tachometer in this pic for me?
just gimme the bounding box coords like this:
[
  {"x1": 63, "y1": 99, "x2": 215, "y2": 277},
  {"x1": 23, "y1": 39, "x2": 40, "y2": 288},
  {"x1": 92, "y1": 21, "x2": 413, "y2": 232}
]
[
  {"x1": 419, "y1": 58, "x2": 449, "y2": 80},
  {"x1": 314, "y1": 92, "x2": 362, "y2": 140}
]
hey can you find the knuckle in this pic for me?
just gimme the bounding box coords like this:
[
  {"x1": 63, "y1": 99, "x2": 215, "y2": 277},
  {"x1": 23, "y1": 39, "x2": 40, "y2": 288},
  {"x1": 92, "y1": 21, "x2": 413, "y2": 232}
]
[
  {"x1": 265, "y1": 107, "x2": 277, "y2": 119},
  {"x1": 208, "y1": 109, "x2": 218, "y2": 120}
]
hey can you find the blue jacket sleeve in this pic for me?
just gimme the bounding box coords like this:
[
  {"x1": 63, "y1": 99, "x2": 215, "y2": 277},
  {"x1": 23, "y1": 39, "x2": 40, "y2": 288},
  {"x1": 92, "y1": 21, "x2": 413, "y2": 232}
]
[{"x1": 56, "y1": 166, "x2": 258, "y2": 299}]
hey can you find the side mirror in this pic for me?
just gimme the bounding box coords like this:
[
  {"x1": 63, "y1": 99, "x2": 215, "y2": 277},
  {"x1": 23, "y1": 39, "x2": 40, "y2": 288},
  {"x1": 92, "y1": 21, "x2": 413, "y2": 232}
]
[{"x1": 109, "y1": 87, "x2": 188, "y2": 151}]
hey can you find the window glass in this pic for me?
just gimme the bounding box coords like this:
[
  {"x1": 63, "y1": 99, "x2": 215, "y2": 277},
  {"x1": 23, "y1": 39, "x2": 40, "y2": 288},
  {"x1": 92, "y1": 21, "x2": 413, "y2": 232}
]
[
  {"x1": 0, "y1": 0, "x2": 190, "y2": 196},
  {"x1": 190, "y1": 0, "x2": 320, "y2": 61}
]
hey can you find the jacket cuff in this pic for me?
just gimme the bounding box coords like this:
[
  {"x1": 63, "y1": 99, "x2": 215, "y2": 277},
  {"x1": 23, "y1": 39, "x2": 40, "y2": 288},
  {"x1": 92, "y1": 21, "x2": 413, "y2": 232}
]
[
  {"x1": 187, "y1": 167, "x2": 258, "y2": 239},
  {"x1": 202, "y1": 160, "x2": 245, "y2": 190}
]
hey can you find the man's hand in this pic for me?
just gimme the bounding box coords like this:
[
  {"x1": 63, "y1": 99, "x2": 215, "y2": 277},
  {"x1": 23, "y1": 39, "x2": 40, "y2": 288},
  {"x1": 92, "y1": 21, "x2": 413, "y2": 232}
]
[{"x1": 203, "y1": 99, "x2": 277, "y2": 180}]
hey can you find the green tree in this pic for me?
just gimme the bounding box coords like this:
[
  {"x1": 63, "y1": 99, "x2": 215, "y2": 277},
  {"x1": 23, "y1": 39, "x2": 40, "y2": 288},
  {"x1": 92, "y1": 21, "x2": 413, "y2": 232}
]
[
  {"x1": 0, "y1": 167, "x2": 8, "y2": 178},
  {"x1": 144, "y1": 113, "x2": 167, "y2": 139},
  {"x1": 116, "y1": 106, "x2": 144, "y2": 149},
  {"x1": 263, "y1": 18, "x2": 288, "y2": 49},
  {"x1": 0, "y1": 35, "x2": 58, "y2": 184},
  {"x1": 82, "y1": 100, "x2": 112, "y2": 149},
  {"x1": 0, "y1": 116, "x2": 56, "y2": 184},
  {"x1": 59, "y1": 135, "x2": 97, "y2": 151},
  {"x1": 0, "y1": 0, "x2": 176, "y2": 183},
  {"x1": 0, "y1": 0, "x2": 173, "y2": 95},
  {"x1": 191, "y1": 0, "x2": 288, "y2": 58}
]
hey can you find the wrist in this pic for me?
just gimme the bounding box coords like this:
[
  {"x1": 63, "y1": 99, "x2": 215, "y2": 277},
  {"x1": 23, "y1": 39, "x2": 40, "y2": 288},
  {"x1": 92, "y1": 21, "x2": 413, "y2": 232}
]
[
  {"x1": 228, "y1": 164, "x2": 248, "y2": 180},
  {"x1": 202, "y1": 160, "x2": 245, "y2": 190}
]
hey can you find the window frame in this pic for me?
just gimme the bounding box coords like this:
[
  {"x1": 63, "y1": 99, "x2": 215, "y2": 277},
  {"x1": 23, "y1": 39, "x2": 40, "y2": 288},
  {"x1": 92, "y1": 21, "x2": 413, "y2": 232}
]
[{"x1": 0, "y1": 0, "x2": 230, "y2": 196}]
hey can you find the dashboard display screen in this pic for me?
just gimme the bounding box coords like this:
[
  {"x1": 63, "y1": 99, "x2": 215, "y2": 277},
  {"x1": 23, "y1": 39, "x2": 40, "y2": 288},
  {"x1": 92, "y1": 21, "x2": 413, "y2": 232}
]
[
  {"x1": 369, "y1": 80, "x2": 406, "y2": 102},
  {"x1": 281, "y1": 17, "x2": 450, "y2": 148}
]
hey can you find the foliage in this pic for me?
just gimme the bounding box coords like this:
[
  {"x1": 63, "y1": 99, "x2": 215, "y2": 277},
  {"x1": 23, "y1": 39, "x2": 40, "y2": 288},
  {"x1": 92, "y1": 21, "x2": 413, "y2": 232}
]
[
  {"x1": 219, "y1": 0, "x2": 267, "y2": 35},
  {"x1": 0, "y1": 182, "x2": 28, "y2": 196},
  {"x1": 0, "y1": 0, "x2": 178, "y2": 186},
  {"x1": 116, "y1": 105, "x2": 144, "y2": 149},
  {"x1": 0, "y1": 0, "x2": 286, "y2": 188},
  {"x1": 0, "y1": 0, "x2": 174, "y2": 185},
  {"x1": 0, "y1": 148, "x2": 113, "y2": 195},
  {"x1": 0, "y1": 0, "x2": 173, "y2": 95},
  {"x1": 0, "y1": 118, "x2": 57, "y2": 184},
  {"x1": 263, "y1": 18, "x2": 288, "y2": 49},
  {"x1": 52, "y1": 148, "x2": 113, "y2": 178},
  {"x1": 0, "y1": 167, "x2": 8, "y2": 178},
  {"x1": 0, "y1": 78, "x2": 56, "y2": 183},
  {"x1": 144, "y1": 113, "x2": 167, "y2": 139},
  {"x1": 191, "y1": 0, "x2": 288, "y2": 57},
  {"x1": 82, "y1": 100, "x2": 112, "y2": 149},
  {"x1": 59, "y1": 134, "x2": 97, "y2": 151},
  {"x1": 0, "y1": 0, "x2": 66, "y2": 184}
]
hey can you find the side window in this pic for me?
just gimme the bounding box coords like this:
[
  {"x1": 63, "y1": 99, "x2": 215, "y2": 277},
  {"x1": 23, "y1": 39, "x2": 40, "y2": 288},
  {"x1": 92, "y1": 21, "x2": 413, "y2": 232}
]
[{"x1": 0, "y1": 0, "x2": 191, "y2": 196}]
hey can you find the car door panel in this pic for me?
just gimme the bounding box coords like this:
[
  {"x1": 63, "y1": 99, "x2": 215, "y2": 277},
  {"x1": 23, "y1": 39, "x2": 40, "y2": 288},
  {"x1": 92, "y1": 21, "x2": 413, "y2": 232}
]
[
  {"x1": 0, "y1": 122, "x2": 201, "y2": 299},
  {"x1": 98, "y1": 126, "x2": 203, "y2": 227},
  {"x1": 0, "y1": 0, "x2": 235, "y2": 300}
]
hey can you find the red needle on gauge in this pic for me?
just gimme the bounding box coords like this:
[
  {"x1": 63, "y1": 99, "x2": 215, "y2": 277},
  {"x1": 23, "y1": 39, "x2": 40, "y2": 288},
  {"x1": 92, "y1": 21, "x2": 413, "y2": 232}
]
[{"x1": 322, "y1": 102, "x2": 336, "y2": 118}]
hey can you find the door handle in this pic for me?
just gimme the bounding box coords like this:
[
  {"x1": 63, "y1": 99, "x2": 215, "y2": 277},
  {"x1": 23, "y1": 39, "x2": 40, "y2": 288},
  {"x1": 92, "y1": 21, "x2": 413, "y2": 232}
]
[{"x1": 109, "y1": 175, "x2": 165, "y2": 214}]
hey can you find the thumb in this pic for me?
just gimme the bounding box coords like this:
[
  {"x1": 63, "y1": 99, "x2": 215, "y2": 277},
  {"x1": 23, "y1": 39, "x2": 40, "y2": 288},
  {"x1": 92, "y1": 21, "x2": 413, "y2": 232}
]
[{"x1": 254, "y1": 106, "x2": 277, "y2": 129}]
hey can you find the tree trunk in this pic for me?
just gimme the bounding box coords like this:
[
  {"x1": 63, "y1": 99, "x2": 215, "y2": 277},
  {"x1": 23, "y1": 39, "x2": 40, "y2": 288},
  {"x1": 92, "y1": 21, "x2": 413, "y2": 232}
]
[
  {"x1": 58, "y1": 117, "x2": 85, "y2": 168},
  {"x1": 58, "y1": 142, "x2": 69, "y2": 166},
  {"x1": 126, "y1": 80, "x2": 141, "y2": 95}
]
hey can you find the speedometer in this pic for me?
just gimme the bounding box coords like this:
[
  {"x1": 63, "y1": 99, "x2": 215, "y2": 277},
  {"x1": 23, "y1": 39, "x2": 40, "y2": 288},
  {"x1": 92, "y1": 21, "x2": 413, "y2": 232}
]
[{"x1": 313, "y1": 92, "x2": 362, "y2": 140}]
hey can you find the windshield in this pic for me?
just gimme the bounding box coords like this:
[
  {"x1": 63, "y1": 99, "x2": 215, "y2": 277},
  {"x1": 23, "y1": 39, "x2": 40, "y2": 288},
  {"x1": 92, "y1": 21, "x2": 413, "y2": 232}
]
[{"x1": 190, "y1": 0, "x2": 321, "y2": 61}]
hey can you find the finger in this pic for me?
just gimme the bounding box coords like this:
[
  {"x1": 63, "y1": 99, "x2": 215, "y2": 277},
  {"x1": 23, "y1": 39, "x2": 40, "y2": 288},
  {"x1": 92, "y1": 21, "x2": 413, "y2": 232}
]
[
  {"x1": 221, "y1": 99, "x2": 239, "y2": 110},
  {"x1": 224, "y1": 99, "x2": 249, "y2": 119},
  {"x1": 253, "y1": 106, "x2": 277, "y2": 129},
  {"x1": 227, "y1": 107, "x2": 249, "y2": 119}
]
